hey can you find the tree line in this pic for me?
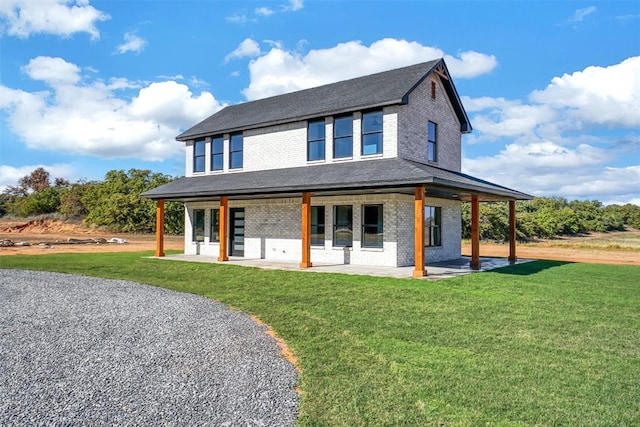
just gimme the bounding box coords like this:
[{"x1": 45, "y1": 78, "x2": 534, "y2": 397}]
[
  {"x1": 0, "y1": 167, "x2": 184, "y2": 234},
  {"x1": 2, "y1": 167, "x2": 639, "y2": 239}
]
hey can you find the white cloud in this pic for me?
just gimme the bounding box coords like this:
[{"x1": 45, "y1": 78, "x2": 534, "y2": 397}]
[
  {"x1": 0, "y1": 0, "x2": 109, "y2": 39},
  {"x1": 255, "y1": 7, "x2": 274, "y2": 17},
  {"x1": 282, "y1": 0, "x2": 303, "y2": 12},
  {"x1": 225, "y1": 38, "x2": 261, "y2": 63},
  {"x1": 243, "y1": 38, "x2": 497, "y2": 100},
  {"x1": 567, "y1": 6, "x2": 596, "y2": 22},
  {"x1": 462, "y1": 57, "x2": 640, "y2": 202},
  {"x1": 0, "y1": 56, "x2": 225, "y2": 162},
  {"x1": 529, "y1": 56, "x2": 640, "y2": 128},
  {"x1": 0, "y1": 163, "x2": 76, "y2": 192},
  {"x1": 115, "y1": 32, "x2": 147, "y2": 55},
  {"x1": 225, "y1": 13, "x2": 254, "y2": 24}
]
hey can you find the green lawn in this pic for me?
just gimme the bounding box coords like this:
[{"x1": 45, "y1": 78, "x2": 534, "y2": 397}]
[{"x1": 2, "y1": 253, "x2": 639, "y2": 426}]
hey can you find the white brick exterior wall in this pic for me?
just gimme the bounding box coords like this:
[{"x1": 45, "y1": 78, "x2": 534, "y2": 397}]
[
  {"x1": 184, "y1": 194, "x2": 461, "y2": 267},
  {"x1": 397, "y1": 76, "x2": 462, "y2": 172}
]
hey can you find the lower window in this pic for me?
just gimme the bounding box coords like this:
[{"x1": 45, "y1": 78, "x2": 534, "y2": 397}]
[
  {"x1": 333, "y1": 205, "x2": 353, "y2": 247},
  {"x1": 425, "y1": 206, "x2": 442, "y2": 247},
  {"x1": 362, "y1": 204, "x2": 383, "y2": 248},
  {"x1": 193, "y1": 209, "x2": 205, "y2": 243},
  {"x1": 210, "y1": 208, "x2": 220, "y2": 242},
  {"x1": 311, "y1": 206, "x2": 325, "y2": 246}
]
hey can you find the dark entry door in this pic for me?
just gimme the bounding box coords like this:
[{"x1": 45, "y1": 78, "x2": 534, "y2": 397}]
[{"x1": 230, "y1": 208, "x2": 245, "y2": 257}]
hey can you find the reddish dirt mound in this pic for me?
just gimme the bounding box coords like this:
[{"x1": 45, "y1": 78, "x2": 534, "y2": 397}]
[
  {"x1": 1, "y1": 218, "x2": 97, "y2": 235},
  {"x1": 0, "y1": 218, "x2": 183, "y2": 256}
]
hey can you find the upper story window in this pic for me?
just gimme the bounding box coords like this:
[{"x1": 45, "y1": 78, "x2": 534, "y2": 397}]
[
  {"x1": 211, "y1": 136, "x2": 223, "y2": 171},
  {"x1": 427, "y1": 121, "x2": 438, "y2": 162},
  {"x1": 193, "y1": 139, "x2": 206, "y2": 173},
  {"x1": 229, "y1": 133, "x2": 243, "y2": 169},
  {"x1": 362, "y1": 110, "x2": 383, "y2": 156},
  {"x1": 431, "y1": 81, "x2": 436, "y2": 100},
  {"x1": 333, "y1": 115, "x2": 353, "y2": 159},
  {"x1": 362, "y1": 204, "x2": 383, "y2": 248},
  {"x1": 425, "y1": 206, "x2": 442, "y2": 247},
  {"x1": 307, "y1": 120, "x2": 325, "y2": 161}
]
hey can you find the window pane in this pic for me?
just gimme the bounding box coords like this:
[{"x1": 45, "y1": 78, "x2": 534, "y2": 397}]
[
  {"x1": 194, "y1": 157, "x2": 205, "y2": 173},
  {"x1": 362, "y1": 133, "x2": 382, "y2": 155},
  {"x1": 212, "y1": 137, "x2": 223, "y2": 154},
  {"x1": 210, "y1": 209, "x2": 219, "y2": 242},
  {"x1": 311, "y1": 206, "x2": 325, "y2": 246},
  {"x1": 230, "y1": 134, "x2": 243, "y2": 151},
  {"x1": 362, "y1": 111, "x2": 383, "y2": 132},
  {"x1": 334, "y1": 136, "x2": 353, "y2": 158},
  {"x1": 334, "y1": 116, "x2": 353, "y2": 137},
  {"x1": 193, "y1": 209, "x2": 205, "y2": 242},
  {"x1": 333, "y1": 205, "x2": 352, "y2": 247},
  {"x1": 230, "y1": 151, "x2": 243, "y2": 169},
  {"x1": 428, "y1": 122, "x2": 436, "y2": 142},
  {"x1": 428, "y1": 142, "x2": 436, "y2": 162},
  {"x1": 363, "y1": 205, "x2": 383, "y2": 248},
  {"x1": 308, "y1": 121, "x2": 325, "y2": 141},
  {"x1": 308, "y1": 140, "x2": 325, "y2": 161},
  {"x1": 424, "y1": 206, "x2": 441, "y2": 247},
  {"x1": 194, "y1": 140, "x2": 205, "y2": 156},
  {"x1": 212, "y1": 153, "x2": 223, "y2": 171}
]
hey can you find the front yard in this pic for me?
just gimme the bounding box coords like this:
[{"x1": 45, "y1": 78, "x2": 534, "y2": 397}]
[{"x1": 2, "y1": 253, "x2": 639, "y2": 426}]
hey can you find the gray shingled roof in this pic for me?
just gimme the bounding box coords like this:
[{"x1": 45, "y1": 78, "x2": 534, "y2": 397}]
[
  {"x1": 177, "y1": 59, "x2": 471, "y2": 140},
  {"x1": 141, "y1": 158, "x2": 532, "y2": 202}
]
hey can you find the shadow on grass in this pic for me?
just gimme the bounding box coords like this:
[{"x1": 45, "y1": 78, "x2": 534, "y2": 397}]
[{"x1": 492, "y1": 260, "x2": 572, "y2": 276}]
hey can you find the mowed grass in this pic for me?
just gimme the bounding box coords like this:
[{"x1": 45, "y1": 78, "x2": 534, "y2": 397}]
[{"x1": 1, "y1": 253, "x2": 639, "y2": 426}]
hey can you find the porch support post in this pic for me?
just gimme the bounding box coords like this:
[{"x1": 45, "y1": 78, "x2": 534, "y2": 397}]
[
  {"x1": 155, "y1": 199, "x2": 165, "y2": 257},
  {"x1": 300, "y1": 191, "x2": 313, "y2": 268},
  {"x1": 508, "y1": 200, "x2": 517, "y2": 262},
  {"x1": 413, "y1": 186, "x2": 427, "y2": 277},
  {"x1": 218, "y1": 196, "x2": 229, "y2": 262},
  {"x1": 470, "y1": 195, "x2": 481, "y2": 269}
]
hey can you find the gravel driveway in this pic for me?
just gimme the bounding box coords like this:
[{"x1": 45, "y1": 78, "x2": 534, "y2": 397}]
[{"x1": 0, "y1": 269, "x2": 299, "y2": 426}]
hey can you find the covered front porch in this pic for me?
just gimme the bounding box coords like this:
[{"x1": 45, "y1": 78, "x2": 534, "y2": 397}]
[{"x1": 142, "y1": 157, "x2": 532, "y2": 278}]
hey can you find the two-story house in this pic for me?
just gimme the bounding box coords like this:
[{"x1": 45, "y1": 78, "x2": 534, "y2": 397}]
[{"x1": 142, "y1": 59, "x2": 531, "y2": 277}]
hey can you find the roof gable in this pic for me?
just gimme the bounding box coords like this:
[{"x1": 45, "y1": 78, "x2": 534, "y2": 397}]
[{"x1": 177, "y1": 59, "x2": 471, "y2": 140}]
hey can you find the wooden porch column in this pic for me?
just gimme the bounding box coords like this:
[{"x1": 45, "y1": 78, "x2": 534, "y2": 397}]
[
  {"x1": 470, "y1": 195, "x2": 481, "y2": 269},
  {"x1": 508, "y1": 200, "x2": 517, "y2": 262},
  {"x1": 413, "y1": 186, "x2": 427, "y2": 277},
  {"x1": 300, "y1": 192, "x2": 313, "y2": 268},
  {"x1": 155, "y1": 199, "x2": 165, "y2": 257},
  {"x1": 218, "y1": 196, "x2": 229, "y2": 262}
]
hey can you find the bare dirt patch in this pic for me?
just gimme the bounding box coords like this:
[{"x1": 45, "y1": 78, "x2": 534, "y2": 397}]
[
  {"x1": 463, "y1": 230, "x2": 640, "y2": 266},
  {"x1": 0, "y1": 219, "x2": 183, "y2": 256}
]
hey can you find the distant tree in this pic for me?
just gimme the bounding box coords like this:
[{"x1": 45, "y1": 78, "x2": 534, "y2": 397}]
[{"x1": 82, "y1": 169, "x2": 183, "y2": 234}]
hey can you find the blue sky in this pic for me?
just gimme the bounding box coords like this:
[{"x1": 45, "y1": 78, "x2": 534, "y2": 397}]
[{"x1": 1, "y1": 0, "x2": 639, "y2": 204}]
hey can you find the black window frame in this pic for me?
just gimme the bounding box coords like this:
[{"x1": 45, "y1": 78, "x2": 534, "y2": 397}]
[
  {"x1": 211, "y1": 135, "x2": 224, "y2": 171},
  {"x1": 425, "y1": 206, "x2": 442, "y2": 247},
  {"x1": 229, "y1": 133, "x2": 243, "y2": 169},
  {"x1": 427, "y1": 121, "x2": 437, "y2": 163},
  {"x1": 193, "y1": 138, "x2": 206, "y2": 173},
  {"x1": 361, "y1": 110, "x2": 383, "y2": 156},
  {"x1": 307, "y1": 120, "x2": 326, "y2": 161},
  {"x1": 311, "y1": 206, "x2": 325, "y2": 246},
  {"x1": 193, "y1": 209, "x2": 205, "y2": 243},
  {"x1": 333, "y1": 115, "x2": 353, "y2": 159},
  {"x1": 332, "y1": 205, "x2": 353, "y2": 247},
  {"x1": 362, "y1": 204, "x2": 383, "y2": 248},
  {"x1": 210, "y1": 208, "x2": 220, "y2": 243}
]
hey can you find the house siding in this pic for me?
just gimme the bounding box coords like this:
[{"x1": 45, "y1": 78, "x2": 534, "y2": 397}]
[{"x1": 397, "y1": 75, "x2": 462, "y2": 172}]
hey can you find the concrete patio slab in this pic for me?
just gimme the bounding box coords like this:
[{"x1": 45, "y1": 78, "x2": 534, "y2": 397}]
[{"x1": 152, "y1": 254, "x2": 533, "y2": 279}]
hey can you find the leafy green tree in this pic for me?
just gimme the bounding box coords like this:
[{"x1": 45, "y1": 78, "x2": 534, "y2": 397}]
[{"x1": 82, "y1": 169, "x2": 183, "y2": 234}]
